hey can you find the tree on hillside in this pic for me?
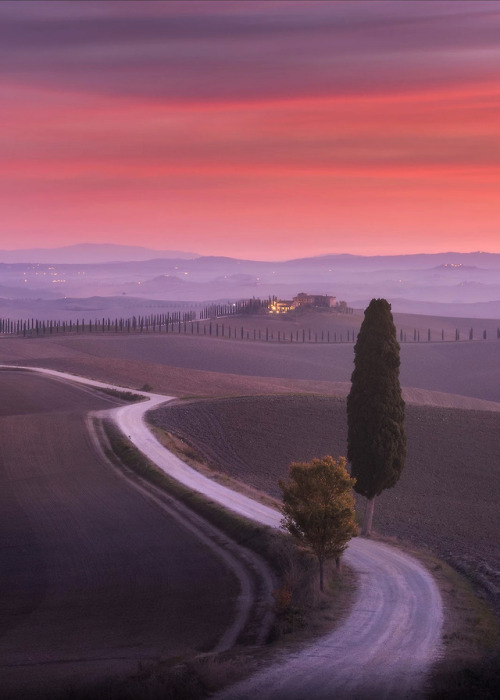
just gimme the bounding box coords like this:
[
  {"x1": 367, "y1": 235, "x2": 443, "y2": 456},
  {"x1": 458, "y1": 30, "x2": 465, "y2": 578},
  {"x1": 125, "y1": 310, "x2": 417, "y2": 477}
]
[
  {"x1": 347, "y1": 298, "x2": 406, "y2": 536},
  {"x1": 279, "y1": 456, "x2": 357, "y2": 592}
]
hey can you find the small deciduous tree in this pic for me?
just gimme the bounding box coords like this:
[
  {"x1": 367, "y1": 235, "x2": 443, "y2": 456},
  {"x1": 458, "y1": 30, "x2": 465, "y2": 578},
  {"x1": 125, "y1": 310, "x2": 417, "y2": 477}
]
[
  {"x1": 347, "y1": 298, "x2": 406, "y2": 536},
  {"x1": 279, "y1": 456, "x2": 357, "y2": 592}
]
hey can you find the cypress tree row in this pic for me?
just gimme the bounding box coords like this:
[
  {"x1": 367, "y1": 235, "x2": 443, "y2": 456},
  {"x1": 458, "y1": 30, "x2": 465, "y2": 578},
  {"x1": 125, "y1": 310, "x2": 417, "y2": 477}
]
[{"x1": 347, "y1": 298, "x2": 406, "y2": 535}]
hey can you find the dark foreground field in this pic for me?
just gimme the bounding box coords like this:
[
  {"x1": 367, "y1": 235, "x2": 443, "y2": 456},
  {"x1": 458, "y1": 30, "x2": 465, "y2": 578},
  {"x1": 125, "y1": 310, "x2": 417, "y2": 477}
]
[
  {"x1": 0, "y1": 371, "x2": 238, "y2": 698},
  {"x1": 150, "y1": 394, "x2": 500, "y2": 611},
  {"x1": 1, "y1": 315, "x2": 500, "y2": 696}
]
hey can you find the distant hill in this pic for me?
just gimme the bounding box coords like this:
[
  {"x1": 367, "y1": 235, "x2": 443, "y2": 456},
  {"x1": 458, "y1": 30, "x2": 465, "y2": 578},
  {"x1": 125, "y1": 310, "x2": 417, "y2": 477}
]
[
  {"x1": 1, "y1": 249, "x2": 499, "y2": 319},
  {"x1": 1, "y1": 247, "x2": 499, "y2": 269},
  {"x1": 353, "y1": 297, "x2": 500, "y2": 319},
  {"x1": 286, "y1": 252, "x2": 500, "y2": 269},
  {"x1": 0, "y1": 243, "x2": 199, "y2": 264}
]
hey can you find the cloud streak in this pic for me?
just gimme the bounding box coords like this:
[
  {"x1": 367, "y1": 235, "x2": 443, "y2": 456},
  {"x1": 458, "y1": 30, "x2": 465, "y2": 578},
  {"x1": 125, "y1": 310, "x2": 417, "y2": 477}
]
[{"x1": 2, "y1": 1, "x2": 499, "y2": 100}]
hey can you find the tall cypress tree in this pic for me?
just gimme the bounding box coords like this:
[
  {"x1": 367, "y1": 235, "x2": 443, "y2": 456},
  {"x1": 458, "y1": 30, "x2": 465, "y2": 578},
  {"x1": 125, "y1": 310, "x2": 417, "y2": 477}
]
[{"x1": 347, "y1": 298, "x2": 406, "y2": 535}]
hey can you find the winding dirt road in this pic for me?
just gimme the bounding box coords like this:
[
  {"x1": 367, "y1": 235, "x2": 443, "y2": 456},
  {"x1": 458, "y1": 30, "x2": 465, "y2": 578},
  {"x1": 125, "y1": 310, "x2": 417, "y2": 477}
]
[
  {"x1": 0, "y1": 367, "x2": 255, "y2": 696},
  {"x1": 3, "y1": 366, "x2": 443, "y2": 699}
]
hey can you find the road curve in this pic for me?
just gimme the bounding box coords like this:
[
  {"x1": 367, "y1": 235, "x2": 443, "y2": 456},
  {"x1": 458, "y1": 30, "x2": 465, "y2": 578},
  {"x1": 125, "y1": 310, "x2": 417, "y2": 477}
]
[{"x1": 3, "y1": 366, "x2": 443, "y2": 699}]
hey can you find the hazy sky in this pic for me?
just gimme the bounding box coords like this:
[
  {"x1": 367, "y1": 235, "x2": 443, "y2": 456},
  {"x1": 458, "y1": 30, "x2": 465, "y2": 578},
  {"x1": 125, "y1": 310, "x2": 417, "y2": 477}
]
[{"x1": 2, "y1": 0, "x2": 499, "y2": 260}]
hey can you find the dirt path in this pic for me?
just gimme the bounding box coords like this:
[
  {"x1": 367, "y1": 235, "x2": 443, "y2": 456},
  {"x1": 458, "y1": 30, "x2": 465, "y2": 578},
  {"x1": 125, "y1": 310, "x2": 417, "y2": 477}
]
[
  {"x1": 4, "y1": 366, "x2": 444, "y2": 699},
  {"x1": 217, "y1": 539, "x2": 442, "y2": 700}
]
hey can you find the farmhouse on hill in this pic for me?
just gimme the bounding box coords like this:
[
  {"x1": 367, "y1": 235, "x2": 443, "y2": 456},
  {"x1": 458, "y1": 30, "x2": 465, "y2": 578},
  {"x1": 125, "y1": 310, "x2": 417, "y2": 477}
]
[
  {"x1": 293, "y1": 292, "x2": 337, "y2": 309},
  {"x1": 269, "y1": 292, "x2": 340, "y2": 313}
]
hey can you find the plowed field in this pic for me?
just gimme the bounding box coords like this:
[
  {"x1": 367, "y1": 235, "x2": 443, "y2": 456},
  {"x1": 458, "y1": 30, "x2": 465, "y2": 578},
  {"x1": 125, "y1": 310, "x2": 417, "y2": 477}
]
[
  {"x1": 150, "y1": 395, "x2": 500, "y2": 609},
  {"x1": 0, "y1": 370, "x2": 237, "y2": 697}
]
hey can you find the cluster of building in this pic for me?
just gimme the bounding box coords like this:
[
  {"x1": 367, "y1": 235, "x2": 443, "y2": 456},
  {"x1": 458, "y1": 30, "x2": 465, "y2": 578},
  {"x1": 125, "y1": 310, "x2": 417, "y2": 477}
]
[{"x1": 269, "y1": 292, "x2": 340, "y2": 314}]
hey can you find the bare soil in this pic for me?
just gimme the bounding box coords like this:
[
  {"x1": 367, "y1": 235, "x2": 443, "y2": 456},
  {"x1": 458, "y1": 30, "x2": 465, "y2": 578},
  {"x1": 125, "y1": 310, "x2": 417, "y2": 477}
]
[
  {"x1": 0, "y1": 371, "x2": 238, "y2": 698},
  {"x1": 2, "y1": 329, "x2": 500, "y2": 404},
  {"x1": 149, "y1": 395, "x2": 500, "y2": 613},
  {"x1": 2, "y1": 314, "x2": 500, "y2": 694}
]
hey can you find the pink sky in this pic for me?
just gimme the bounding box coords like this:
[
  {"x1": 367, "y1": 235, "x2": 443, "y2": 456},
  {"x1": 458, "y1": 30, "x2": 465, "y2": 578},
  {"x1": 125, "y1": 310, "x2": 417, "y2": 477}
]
[{"x1": 1, "y1": 1, "x2": 499, "y2": 260}]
